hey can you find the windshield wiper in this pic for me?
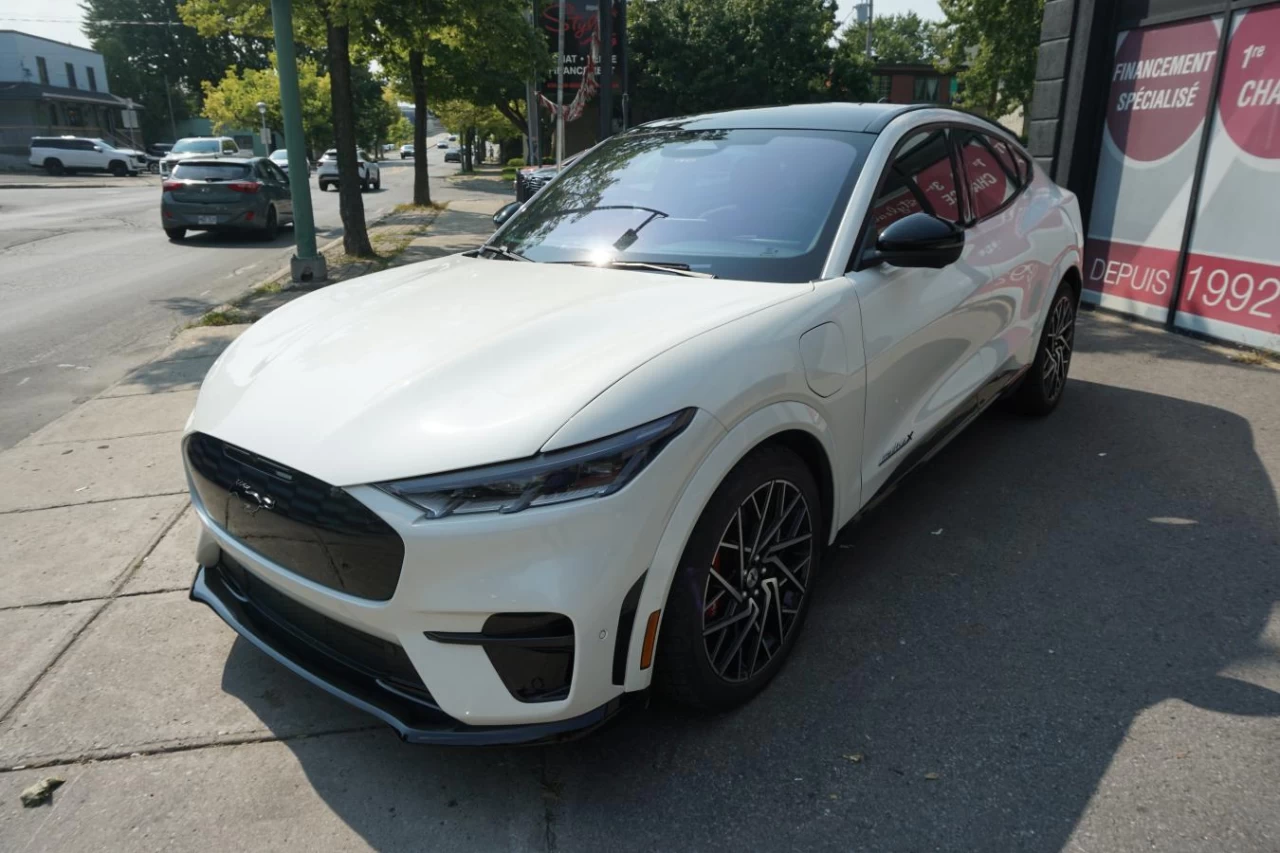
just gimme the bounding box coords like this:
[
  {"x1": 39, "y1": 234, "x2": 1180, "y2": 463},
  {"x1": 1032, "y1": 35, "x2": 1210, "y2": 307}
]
[
  {"x1": 556, "y1": 260, "x2": 716, "y2": 279},
  {"x1": 476, "y1": 244, "x2": 531, "y2": 262}
]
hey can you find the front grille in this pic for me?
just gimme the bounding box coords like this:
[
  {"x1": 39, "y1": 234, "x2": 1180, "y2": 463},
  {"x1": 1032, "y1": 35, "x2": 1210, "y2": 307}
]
[
  {"x1": 185, "y1": 432, "x2": 405, "y2": 600},
  {"x1": 216, "y1": 556, "x2": 431, "y2": 700}
]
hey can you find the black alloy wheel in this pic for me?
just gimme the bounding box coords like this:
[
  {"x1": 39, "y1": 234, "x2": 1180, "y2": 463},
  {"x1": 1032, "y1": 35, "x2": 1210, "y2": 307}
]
[
  {"x1": 1014, "y1": 279, "x2": 1077, "y2": 415},
  {"x1": 656, "y1": 445, "x2": 821, "y2": 710}
]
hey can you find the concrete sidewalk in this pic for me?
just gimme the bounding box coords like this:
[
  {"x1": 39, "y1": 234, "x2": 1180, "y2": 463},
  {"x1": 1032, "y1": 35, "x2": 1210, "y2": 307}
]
[{"x1": 2, "y1": 263, "x2": 1279, "y2": 849}]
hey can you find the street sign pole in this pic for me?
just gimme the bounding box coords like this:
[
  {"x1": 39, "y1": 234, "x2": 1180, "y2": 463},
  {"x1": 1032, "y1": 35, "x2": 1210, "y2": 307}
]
[
  {"x1": 556, "y1": 0, "x2": 566, "y2": 169},
  {"x1": 270, "y1": 0, "x2": 326, "y2": 283}
]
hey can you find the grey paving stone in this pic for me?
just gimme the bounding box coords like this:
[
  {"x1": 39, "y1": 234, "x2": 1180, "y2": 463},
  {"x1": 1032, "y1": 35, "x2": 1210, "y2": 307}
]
[
  {"x1": 0, "y1": 591, "x2": 371, "y2": 766},
  {"x1": 0, "y1": 432, "x2": 186, "y2": 512},
  {"x1": 0, "y1": 495, "x2": 186, "y2": 607},
  {"x1": 120, "y1": 505, "x2": 198, "y2": 595},
  {"x1": 28, "y1": 391, "x2": 198, "y2": 446},
  {"x1": 99, "y1": 357, "x2": 217, "y2": 398},
  {"x1": 0, "y1": 601, "x2": 100, "y2": 719}
]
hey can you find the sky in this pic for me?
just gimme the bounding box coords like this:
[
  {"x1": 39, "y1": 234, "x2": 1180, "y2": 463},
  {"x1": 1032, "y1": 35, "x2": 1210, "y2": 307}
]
[{"x1": 3, "y1": 0, "x2": 942, "y2": 51}]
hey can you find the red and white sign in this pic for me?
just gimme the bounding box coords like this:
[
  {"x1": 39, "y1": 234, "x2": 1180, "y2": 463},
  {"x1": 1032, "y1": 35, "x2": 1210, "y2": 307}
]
[
  {"x1": 1178, "y1": 4, "x2": 1280, "y2": 351},
  {"x1": 1086, "y1": 16, "x2": 1220, "y2": 321}
]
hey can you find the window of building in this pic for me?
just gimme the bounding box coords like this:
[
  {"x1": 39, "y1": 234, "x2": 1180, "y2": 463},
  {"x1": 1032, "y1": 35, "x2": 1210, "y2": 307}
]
[
  {"x1": 87, "y1": 67, "x2": 97, "y2": 92},
  {"x1": 912, "y1": 76, "x2": 940, "y2": 103},
  {"x1": 65, "y1": 105, "x2": 84, "y2": 127},
  {"x1": 66, "y1": 63, "x2": 78, "y2": 89},
  {"x1": 36, "y1": 56, "x2": 49, "y2": 84},
  {"x1": 47, "y1": 103, "x2": 58, "y2": 126},
  {"x1": 874, "y1": 75, "x2": 892, "y2": 101}
]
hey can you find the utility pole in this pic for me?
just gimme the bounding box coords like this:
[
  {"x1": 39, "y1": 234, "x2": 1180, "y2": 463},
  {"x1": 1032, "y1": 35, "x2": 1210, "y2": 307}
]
[
  {"x1": 619, "y1": 0, "x2": 629, "y2": 129},
  {"x1": 556, "y1": 0, "x2": 565, "y2": 168},
  {"x1": 598, "y1": 0, "x2": 612, "y2": 142},
  {"x1": 270, "y1": 0, "x2": 326, "y2": 283},
  {"x1": 865, "y1": 0, "x2": 873, "y2": 59},
  {"x1": 524, "y1": 3, "x2": 540, "y2": 164},
  {"x1": 163, "y1": 21, "x2": 178, "y2": 140}
]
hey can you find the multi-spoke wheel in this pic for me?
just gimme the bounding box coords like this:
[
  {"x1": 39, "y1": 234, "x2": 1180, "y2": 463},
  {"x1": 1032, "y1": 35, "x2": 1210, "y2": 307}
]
[
  {"x1": 1014, "y1": 279, "x2": 1077, "y2": 415},
  {"x1": 656, "y1": 444, "x2": 822, "y2": 710}
]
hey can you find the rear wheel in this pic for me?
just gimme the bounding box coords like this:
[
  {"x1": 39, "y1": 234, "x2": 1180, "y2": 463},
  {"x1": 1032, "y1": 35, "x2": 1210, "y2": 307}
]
[
  {"x1": 261, "y1": 206, "x2": 279, "y2": 241},
  {"x1": 164, "y1": 227, "x2": 186, "y2": 241},
  {"x1": 360, "y1": 173, "x2": 370, "y2": 192},
  {"x1": 1013, "y1": 279, "x2": 1077, "y2": 415},
  {"x1": 373, "y1": 173, "x2": 381, "y2": 190},
  {"x1": 318, "y1": 181, "x2": 330, "y2": 192},
  {"x1": 655, "y1": 444, "x2": 821, "y2": 711},
  {"x1": 43, "y1": 158, "x2": 64, "y2": 176},
  {"x1": 109, "y1": 160, "x2": 128, "y2": 177}
]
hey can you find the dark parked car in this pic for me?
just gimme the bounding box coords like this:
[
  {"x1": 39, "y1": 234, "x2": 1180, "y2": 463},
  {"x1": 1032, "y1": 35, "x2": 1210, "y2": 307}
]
[
  {"x1": 514, "y1": 154, "x2": 582, "y2": 202},
  {"x1": 161, "y1": 157, "x2": 293, "y2": 242},
  {"x1": 444, "y1": 147, "x2": 461, "y2": 163}
]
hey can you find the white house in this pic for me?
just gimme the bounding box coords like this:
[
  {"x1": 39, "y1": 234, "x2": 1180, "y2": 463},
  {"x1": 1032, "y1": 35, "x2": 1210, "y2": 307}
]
[{"x1": 0, "y1": 30, "x2": 136, "y2": 154}]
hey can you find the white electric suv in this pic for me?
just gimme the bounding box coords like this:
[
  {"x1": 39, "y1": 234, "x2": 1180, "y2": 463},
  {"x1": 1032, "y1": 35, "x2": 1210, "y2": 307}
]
[{"x1": 186, "y1": 103, "x2": 1083, "y2": 744}]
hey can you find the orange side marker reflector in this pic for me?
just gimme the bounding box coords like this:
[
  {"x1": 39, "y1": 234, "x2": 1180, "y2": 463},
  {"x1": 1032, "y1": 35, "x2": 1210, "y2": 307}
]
[{"x1": 640, "y1": 610, "x2": 661, "y2": 670}]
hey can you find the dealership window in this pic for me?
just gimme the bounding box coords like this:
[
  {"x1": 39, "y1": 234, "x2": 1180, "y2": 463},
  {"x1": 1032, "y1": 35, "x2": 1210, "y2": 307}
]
[
  {"x1": 87, "y1": 67, "x2": 97, "y2": 92},
  {"x1": 36, "y1": 56, "x2": 49, "y2": 84},
  {"x1": 874, "y1": 75, "x2": 892, "y2": 101},
  {"x1": 65, "y1": 63, "x2": 77, "y2": 89},
  {"x1": 912, "y1": 76, "x2": 940, "y2": 103},
  {"x1": 955, "y1": 129, "x2": 1021, "y2": 220}
]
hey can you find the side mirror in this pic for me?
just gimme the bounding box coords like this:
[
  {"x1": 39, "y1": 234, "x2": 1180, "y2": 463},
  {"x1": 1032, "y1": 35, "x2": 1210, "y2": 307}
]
[
  {"x1": 492, "y1": 201, "x2": 522, "y2": 228},
  {"x1": 864, "y1": 212, "x2": 964, "y2": 270}
]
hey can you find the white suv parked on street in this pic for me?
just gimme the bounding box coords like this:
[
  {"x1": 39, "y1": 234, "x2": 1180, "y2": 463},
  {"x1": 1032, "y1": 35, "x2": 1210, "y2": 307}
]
[
  {"x1": 28, "y1": 136, "x2": 147, "y2": 176},
  {"x1": 160, "y1": 137, "x2": 243, "y2": 177},
  {"x1": 316, "y1": 148, "x2": 381, "y2": 192}
]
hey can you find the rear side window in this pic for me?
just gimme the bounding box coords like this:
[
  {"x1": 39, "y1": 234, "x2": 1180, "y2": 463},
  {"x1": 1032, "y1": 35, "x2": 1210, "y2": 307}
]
[
  {"x1": 954, "y1": 129, "x2": 1022, "y2": 220},
  {"x1": 222, "y1": 139, "x2": 239, "y2": 155},
  {"x1": 869, "y1": 128, "x2": 962, "y2": 231},
  {"x1": 172, "y1": 162, "x2": 251, "y2": 181}
]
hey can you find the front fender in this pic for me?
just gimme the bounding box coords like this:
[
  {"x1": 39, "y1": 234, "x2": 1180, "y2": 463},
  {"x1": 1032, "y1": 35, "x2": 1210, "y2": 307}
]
[{"x1": 622, "y1": 400, "x2": 838, "y2": 692}]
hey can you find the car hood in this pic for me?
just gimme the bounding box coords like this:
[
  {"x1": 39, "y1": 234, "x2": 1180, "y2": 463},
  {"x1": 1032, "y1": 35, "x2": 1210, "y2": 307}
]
[{"x1": 189, "y1": 254, "x2": 810, "y2": 486}]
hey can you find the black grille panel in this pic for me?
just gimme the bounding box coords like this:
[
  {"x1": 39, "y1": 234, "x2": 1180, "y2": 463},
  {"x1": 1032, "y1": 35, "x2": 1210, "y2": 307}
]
[{"x1": 185, "y1": 432, "x2": 405, "y2": 600}]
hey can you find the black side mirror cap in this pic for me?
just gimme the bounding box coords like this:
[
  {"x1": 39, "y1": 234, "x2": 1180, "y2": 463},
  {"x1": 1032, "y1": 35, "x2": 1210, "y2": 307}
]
[
  {"x1": 861, "y1": 212, "x2": 965, "y2": 270},
  {"x1": 492, "y1": 201, "x2": 522, "y2": 228}
]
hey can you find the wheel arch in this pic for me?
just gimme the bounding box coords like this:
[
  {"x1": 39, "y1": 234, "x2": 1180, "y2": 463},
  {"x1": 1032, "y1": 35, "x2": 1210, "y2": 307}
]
[{"x1": 622, "y1": 401, "x2": 839, "y2": 692}]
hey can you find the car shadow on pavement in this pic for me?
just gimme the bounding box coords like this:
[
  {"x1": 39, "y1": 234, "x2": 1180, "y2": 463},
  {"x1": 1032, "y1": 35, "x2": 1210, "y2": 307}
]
[
  {"x1": 168, "y1": 229, "x2": 298, "y2": 249},
  {"x1": 218, "y1": 377, "x2": 1280, "y2": 852}
]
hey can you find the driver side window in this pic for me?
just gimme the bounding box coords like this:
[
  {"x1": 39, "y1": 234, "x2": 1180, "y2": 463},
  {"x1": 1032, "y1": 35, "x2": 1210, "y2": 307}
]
[{"x1": 868, "y1": 128, "x2": 962, "y2": 233}]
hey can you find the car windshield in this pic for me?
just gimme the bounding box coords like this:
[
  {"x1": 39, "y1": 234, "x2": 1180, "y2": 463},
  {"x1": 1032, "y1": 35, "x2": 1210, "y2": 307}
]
[
  {"x1": 322, "y1": 149, "x2": 337, "y2": 159},
  {"x1": 172, "y1": 162, "x2": 251, "y2": 181},
  {"x1": 172, "y1": 139, "x2": 221, "y2": 154},
  {"x1": 269, "y1": 150, "x2": 288, "y2": 161},
  {"x1": 493, "y1": 128, "x2": 871, "y2": 282}
]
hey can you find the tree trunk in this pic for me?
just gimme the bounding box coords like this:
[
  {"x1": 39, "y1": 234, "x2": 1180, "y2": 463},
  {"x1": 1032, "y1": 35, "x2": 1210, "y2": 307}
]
[
  {"x1": 462, "y1": 126, "x2": 473, "y2": 172},
  {"x1": 326, "y1": 20, "x2": 373, "y2": 256},
  {"x1": 409, "y1": 49, "x2": 431, "y2": 206}
]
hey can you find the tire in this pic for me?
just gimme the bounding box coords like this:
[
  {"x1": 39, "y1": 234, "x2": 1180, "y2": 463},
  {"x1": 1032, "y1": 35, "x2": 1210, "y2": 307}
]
[
  {"x1": 361, "y1": 174, "x2": 370, "y2": 192},
  {"x1": 374, "y1": 174, "x2": 381, "y2": 190},
  {"x1": 261, "y1": 206, "x2": 279, "y2": 241},
  {"x1": 318, "y1": 181, "x2": 330, "y2": 192},
  {"x1": 109, "y1": 160, "x2": 127, "y2": 177},
  {"x1": 1012, "y1": 279, "x2": 1078, "y2": 415},
  {"x1": 165, "y1": 227, "x2": 186, "y2": 241},
  {"x1": 654, "y1": 444, "x2": 823, "y2": 711},
  {"x1": 44, "y1": 158, "x2": 64, "y2": 176}
]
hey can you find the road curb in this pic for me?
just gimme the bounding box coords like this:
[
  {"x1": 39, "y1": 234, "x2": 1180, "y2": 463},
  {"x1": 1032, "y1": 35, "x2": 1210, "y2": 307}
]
[{"x1": 0, "y1": 181, "x2": 155, "y2": 190}]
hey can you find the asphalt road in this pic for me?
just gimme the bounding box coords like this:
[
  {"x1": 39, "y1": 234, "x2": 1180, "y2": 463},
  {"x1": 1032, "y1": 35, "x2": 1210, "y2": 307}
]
[{"x1": 0, "y1": 135, "x2": 465, "y2": 450}]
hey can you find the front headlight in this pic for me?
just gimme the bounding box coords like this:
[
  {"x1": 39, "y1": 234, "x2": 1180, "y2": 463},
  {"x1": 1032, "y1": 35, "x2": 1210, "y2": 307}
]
[{"x1": 375, "y1": 408, "x2": 695, "y2": 519}]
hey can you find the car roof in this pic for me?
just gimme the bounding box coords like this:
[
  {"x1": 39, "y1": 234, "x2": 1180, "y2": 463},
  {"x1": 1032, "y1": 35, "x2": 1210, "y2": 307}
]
[
  {"x1": 173, "y1": 157, "x2": 255, "y2": 166},
  {"x1": 636, "y1": 102, "x2": 933, "y2": 134}
]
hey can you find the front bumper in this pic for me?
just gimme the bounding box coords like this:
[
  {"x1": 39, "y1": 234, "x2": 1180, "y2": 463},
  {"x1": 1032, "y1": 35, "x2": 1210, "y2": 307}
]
[
  {"x1": 185, "y1": 410, "x2": 724, "y2": 735},
  {"x1": 191, "y1": 562, "x2": 633, "y2": 744}
]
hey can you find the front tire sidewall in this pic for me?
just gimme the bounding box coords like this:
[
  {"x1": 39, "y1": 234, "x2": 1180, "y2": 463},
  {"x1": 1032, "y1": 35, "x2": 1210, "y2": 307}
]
[
  {"x1": 655, "y1": 445, "x2": 823, "y2": 711},
  {"x1": 1015, "y1": 280, "x2": 1078, "y2": 415}
]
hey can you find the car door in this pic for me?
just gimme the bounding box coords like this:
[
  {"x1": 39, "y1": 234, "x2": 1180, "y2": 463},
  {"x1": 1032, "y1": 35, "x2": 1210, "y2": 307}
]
[
  {"x1": 849, "y1": 125, "x2": 994, "y2": 501},
  {"x1": 951, "y1": 127, "x2": 1049, "y2": 367},
  {"x1": 69, "y1": 139, "x2": 96, "y2": 170},
  {"x1": 262, "y1": 160, "x2": 292, "y2": 218}
]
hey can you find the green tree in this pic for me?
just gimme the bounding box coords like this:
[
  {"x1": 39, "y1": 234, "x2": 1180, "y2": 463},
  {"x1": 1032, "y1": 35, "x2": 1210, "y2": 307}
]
[
  {"x1": 628, "y1": 0, "x2": 838, "y2": 121},
  {"x1": 83, "y1": 0, "x2": 274, "y2": 142},
  {"x1": 935, "y1": 0, "x2": 1044, "y2": 121},
  {"x1": 181, "y1": 0, "x2": 379, "y2": 256},
  {"x1": 201, "y1": 58, "x2": 333, "y2": 157},
  {"x1": 841, "y1": 12, "x2": 939, "y2": 64}
]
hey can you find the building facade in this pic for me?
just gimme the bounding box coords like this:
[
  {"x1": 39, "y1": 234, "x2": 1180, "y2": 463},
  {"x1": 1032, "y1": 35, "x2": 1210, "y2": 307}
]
[
  {"x1": 0, "y1": 31, "x2": 135, "y2": 155},
  {"x1": 1030, "y1": 0, "x2": 1280, "y2": 353},
  {"x1": 871, "y1": 64, "x2": 959, "y2": 107}
]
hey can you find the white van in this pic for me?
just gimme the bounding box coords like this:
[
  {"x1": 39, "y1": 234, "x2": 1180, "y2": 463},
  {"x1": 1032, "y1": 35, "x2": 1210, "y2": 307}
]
[{"x1": 28, "y1": 136, "x2": 147, "y2": 176}]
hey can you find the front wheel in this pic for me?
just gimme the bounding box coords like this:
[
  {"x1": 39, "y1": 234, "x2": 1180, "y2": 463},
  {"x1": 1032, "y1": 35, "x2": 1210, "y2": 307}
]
[
  {"x1": 109, "y1": 160, "x2": 128, "y2": 177},
  {"x1": 1013, "y1": 280, "x2": 1077, "y2": 415},
  {"x1": 655, "y1": 444, "x2": 822, "y2": 711},
  {"x1": 318, "y1": 181, "x2": 330, "y2": 192}
]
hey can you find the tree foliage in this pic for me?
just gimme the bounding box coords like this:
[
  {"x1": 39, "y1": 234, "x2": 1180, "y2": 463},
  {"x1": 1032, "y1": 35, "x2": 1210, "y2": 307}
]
[
  {"x1": 201, "y1": 58, "x2": 333, "y2": 156},
  {"x1": 840, "y1": 12, "x2": 940, "y2": 65},
  {"x1": 935, "y1": 0, "x2": 1044, "y2": 120},
  {"x1": 83, "y1": 0, "x2": 274, "y2": 141},
  {"x1": 628, "y1": 0, "x2": 838, "y2": 120}
]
